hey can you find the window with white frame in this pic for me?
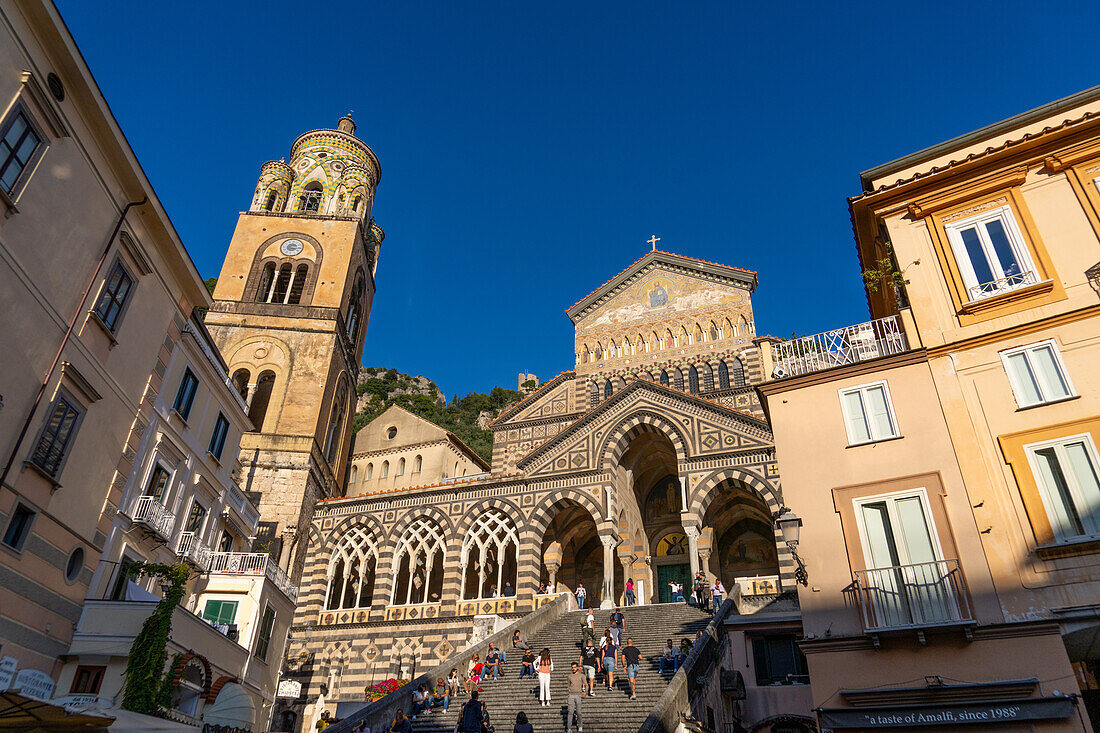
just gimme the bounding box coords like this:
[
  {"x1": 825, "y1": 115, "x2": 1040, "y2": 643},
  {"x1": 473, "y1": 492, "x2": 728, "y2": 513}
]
[
  {"x1": 1026, "y1": 434, "x2": 1100, "y2": 542},
  {"x1": 839, "y1": 381, "x2": 899, "y2": 445},
  {"x1": 944, "y1": 205, "x2": 1037, "y2": 301},
  {"x1": 1000, "y1": 340, "x2": 1075, "y2": 408}
]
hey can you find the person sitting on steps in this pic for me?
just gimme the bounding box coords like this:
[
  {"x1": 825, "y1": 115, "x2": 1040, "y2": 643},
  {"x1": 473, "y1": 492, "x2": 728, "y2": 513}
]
[
  {"x1": 519, "y1": 647, "x2": 536, "y2": 679},
  {"x1": 660, "y1": 638, "x2": 679, "y2": 675},
  {"x1": 485, "y1": 644, "x2": 502, "y2": 681}
]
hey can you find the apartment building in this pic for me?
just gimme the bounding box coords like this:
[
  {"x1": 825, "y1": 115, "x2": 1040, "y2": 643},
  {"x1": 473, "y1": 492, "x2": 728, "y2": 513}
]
[
  {"x1": 759, "y1": 86, "x2": 1100, "y2": 731},
  {"x1": 58, "y1": 313, "x2": 295, "y2": 730}
]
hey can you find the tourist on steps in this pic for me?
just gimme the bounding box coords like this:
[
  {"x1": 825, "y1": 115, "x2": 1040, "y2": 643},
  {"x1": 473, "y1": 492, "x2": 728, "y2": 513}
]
[
  {"x1": 711, "y1": 578, "x2": 726, "y2": 615},
  {"x1": 457, "y1": 691, "x2": 484, "y2": 733},
  {"x1": 431, "y1": 677, "x2": 451, "y2": 712},
  {"x1": 537, "y1": 647, "x2": 554, "y2": 706},
  {"x1": 519, "y1": 647, "x2": 536, "y2": 679},
  {"x1": 388, "y1": 709, "x2": 412, "y2": 733},
  {"x1": 513, "y1": 711, "x2": 534, "y2": 733},
  {"x1": 622, "y1": 637, "x2": 641, "y2": 699},
  {"x1": 513, "y1": 629, "x2": 531, "y2": 651},
  {"x1": 567, "y1": 661, "x2": 586, "y2": 733},
  {"x1": 602, "y1": 635, "x2": 618, "y2": 691},
  {"x1": 486, "y1": 642, "x2": 503, "y2": 679},
  {"x1": 447, "y1": 668, "x2": 461, "y2": 698},
  {"x1": 679, "y1": 637, "x2": 692, "y2": 663},
  {"x1": 579, "y1": 637, "x2": 600, "y2": 696},
  {"x1": 575, "y1": 581, "x2": 586, "y2": 609},
  {"x1": 464, "y1": 654, "x2": 483, "y2": 694},
  {"x1": 609, "y1": 608, "x2": 626, "y2": 646},
  {"x1": 411, "y1": 684, "x2": 430, "y2": 718},
  {"x1": 660, "y1": 639, "x2": 679, "y2": 675},
  {"x1": 625, "y1": 578, "x2": 636, "y2": 606}
]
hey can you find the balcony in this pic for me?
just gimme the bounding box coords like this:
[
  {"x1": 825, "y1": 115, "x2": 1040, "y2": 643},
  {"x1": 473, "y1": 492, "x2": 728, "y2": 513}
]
[
  {"x1": 771, "y1": 315, "x2": 908, "y2": 379},
  {"x1": 968, "y1": 269, "x2": 1038, "y2": 301},
  {"x1": 208, "y1": 552, "x2": 298, "y2": 602},
  {"x1": 131, "y1": 495, "x2": 175, "y2": 539},
  {"x1": 177, "y1": 532, "x2": 212, "y2": 572},
  {"x1": 851, "y1": 559, "x2": 974, "y2": 635}
]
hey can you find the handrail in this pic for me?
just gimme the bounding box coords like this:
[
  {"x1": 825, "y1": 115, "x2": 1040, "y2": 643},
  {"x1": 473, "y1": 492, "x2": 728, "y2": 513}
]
[
  {"x1": 176, "y1": 531, "x2": 212, "y2": 572},
  {"x1": 131, "y1": 495, "x2": 175, "y2": 539},
  {"x1": 207, "y1": 551, "x2": 298, "y2": 602},
  {"x1": 772, "y1": 315, "x2": 908, "y2": 379},
  {"x1": 851, "y1": 558, "x2": 973, "y2": 631},
  {"x1": 639, "y1": 598, "x2": 737, "y2": 733},
  {"x1": 324, "y1": 593, "x2": 576, "y2": 733}
]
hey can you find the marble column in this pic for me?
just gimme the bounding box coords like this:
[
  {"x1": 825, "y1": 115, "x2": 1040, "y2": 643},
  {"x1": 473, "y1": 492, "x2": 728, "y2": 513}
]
[
  {"x1": 600, "y1": 535, "x2": 616, "y2": 609},
  {"x1": 699, "y1": 548, "x2": 712, "y2": 579},
  {"x1": 279, "y1": 527, "x2": 298, "y2": 573},
  {"x1": 683, "y1": 525, "x2": 700, "y2": 577}
]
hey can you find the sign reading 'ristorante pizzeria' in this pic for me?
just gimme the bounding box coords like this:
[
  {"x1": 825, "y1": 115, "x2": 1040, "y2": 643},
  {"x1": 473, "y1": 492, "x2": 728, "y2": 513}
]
[{"x1": 819, "y1": 697, "x2": 1077, "y2": 728}]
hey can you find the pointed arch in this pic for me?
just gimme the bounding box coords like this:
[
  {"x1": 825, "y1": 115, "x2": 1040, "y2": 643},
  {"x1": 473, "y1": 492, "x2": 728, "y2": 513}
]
[
  {"x1": 730, "y1": 356, "x2": 746, "y2": 387},
  {"x1": 460, "y1": 508, "x2": 519, "y2": 599},
  {"x1": 598, "y1": 409, "x2": 691, "y2": 470},
  {"x1": 390, "y1": 516, "x2": 447, "y2": 605},
  {"x1": 688, "y1": 365, "x2": 700, "y2": 394},
  {"x1": 324, "y1": 525, "x2": 378, "y2": 610}
]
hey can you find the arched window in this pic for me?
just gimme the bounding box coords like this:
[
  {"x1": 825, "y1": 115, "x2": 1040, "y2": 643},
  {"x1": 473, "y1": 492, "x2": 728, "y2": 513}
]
[
  {"x1": 248, "y1": 371, "x2": 275, "y2": 431},
  {"x1": 256, "y1": 262, "x2": 275, "y2": 303},
  {"x1": 323, "y1": 382, "x2": 349, "y2": 464},
  {"x1": 299, "y1": 182, "x2": 323, "y2": 212},
  {"x1": 679, "y1": 326, "x2": 689, "y2": 347},
  {"x1": 350, "y1": 465, "x2": 358, "y2": 484},
  {"x1": 366, "y1": 463, "x2": 373, "y2": 480},
  {"x1": 414, "y1": 455, "x2": 422, "y2": 472},
  {"x1": 660, "y1": 370, "x2": 670, "y2": 387},
  {"x1": 688, "y1": 365, "x2": 700, "y2": 394},
  {"x1": 709, "y1": 322, "x2": 719, "y2": 341},
  {"x1": 717, "y1": 361, "x2": 730, "y2": 390},
  {"x1": 352, "y1": 195, "x2": 361, "y2": 212},
  {"x1": 603, "y1": 379, "x2": 614, "y2": 400},
  {"x1": 231, "y1": 369, "x2": 250, "y2": 401},
  {"x1": 392, "y1": 517, "x2": 446, "y2": 605},
  {"x1": 381, "y1": 461, "x2": 389, "y2": 478},
  {"x1": 325, "y1": 526, "x2": 377, "y2": 610},
  {"x1": 694, "y1": 324, "x2": 704, "y2": 344},
  {"x1": 264, "y1": 190, "x2": 277, "y2": 211},
  {"x1": 731, "y1": 357, "x2": 746, "y2": 387},
  {"x1": 345, "y1": 270, "x2": 365, "y2": 340},
  {"x1": 270, "y1": 263, "x2": 292, "y2": 303},
  {"x1": 739, "y1": 315, "x2": 750, "y2": 335},
  {"x1": 581, "y1": 345, "x2": 590, "y2": 364},
  {"x1": 397, "y1": 458, "x2": 405, "y2": 476},
  {"x1": 588, "y1": 382, "x2": 598, "y2": 407},
  {"x1": 287, "y1": 264, "x2": 308, "y2": 305},
  {"x1": 724, "y1": 318, "x2": 734, "y2": 339},
  {"x1": 462, "y1": 509, "x2": 519, "y2": 599},
  {"x1": 594, "y1": 343, "x2": 603, "y2": 360}
]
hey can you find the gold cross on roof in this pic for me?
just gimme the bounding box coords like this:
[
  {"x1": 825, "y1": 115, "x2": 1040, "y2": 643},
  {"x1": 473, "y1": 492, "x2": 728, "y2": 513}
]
[{"x1": 647, "y1": 235, "x2": 661, "y2": 251}]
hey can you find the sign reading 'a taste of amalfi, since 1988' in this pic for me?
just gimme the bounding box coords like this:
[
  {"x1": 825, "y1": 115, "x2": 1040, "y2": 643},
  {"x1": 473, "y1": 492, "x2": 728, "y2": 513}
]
[{"x1": 819, "y1": 697, "x2": 1077, "y2": 729}]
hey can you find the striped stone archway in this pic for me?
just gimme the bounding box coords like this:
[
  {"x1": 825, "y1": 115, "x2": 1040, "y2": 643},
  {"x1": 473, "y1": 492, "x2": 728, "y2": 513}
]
[{"x1": 597, "y1": 409, "x2": 690, "y2": 471}]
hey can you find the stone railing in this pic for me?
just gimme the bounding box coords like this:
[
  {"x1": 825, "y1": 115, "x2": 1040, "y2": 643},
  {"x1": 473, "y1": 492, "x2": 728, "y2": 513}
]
[
  {"x1": 638, "y1": 598, "x2": 736, "y2": 733},
  {"x1": 324, "y1": 592, "x2": 576, "y2": 733}
]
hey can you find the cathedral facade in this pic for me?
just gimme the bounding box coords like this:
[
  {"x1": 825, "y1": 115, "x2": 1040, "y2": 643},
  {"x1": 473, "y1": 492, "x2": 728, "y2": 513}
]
[{"x1": 285, "y1": 248, "x2": 793, "y2": 723}]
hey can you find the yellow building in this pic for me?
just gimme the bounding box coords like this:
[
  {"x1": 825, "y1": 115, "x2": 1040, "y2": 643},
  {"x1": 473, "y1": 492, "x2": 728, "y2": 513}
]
[{"x1": 760, "y1": 85, "x2": 1100, "y2": 731}]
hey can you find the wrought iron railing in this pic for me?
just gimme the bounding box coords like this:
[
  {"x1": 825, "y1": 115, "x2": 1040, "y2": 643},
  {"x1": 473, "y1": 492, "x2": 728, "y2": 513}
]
[
  {"x1": 968, "y1": 270, "x2": 1038, "y2": 301},
  {"x1": 851, "y1": 558, "x2": 973, "y2": 632},
  {"x1": 207, "y1": 551, "x2": 298, "y2": 602},
  {"x1": 131, "y1": 495, "x2": 175, "y2": 539},
  {"x1": 176, "y1": 532, "x2": 212, "y2": 572},
  {"x1": 772, "y1": 315, "x2": 908, "y2": 379}
]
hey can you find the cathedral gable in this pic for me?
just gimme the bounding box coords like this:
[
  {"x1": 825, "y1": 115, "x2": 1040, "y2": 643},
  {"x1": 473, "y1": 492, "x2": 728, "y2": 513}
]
[{"x1": 519, "y1": 380, "x2": 772, "y2": 478}]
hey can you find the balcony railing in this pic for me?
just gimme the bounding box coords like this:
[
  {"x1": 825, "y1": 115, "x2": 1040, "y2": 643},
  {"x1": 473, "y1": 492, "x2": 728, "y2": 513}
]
[
  {"x1": 772, "y1": 315, "x2": 908, "y2": 379},
  {"x1": 131, "y1": 495, "x2": 175, "y2": 539},
  {"x1": 176, "y1": 532, "x2": 212, "y2": 572},
  {"x1": 208, "y1": 551, "x2": 298, "y2": 602},
  {"x1": 851, "y1": 558, "x2": 973, "y2": 632},
  {"x1": 968, "y1": 269, "x2": 1038, "y2": 301}
]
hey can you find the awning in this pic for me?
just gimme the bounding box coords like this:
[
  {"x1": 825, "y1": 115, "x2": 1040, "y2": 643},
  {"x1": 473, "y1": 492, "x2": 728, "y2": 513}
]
[{"x1": 0, "y1": 691, "x2": 114, "y2": 731}]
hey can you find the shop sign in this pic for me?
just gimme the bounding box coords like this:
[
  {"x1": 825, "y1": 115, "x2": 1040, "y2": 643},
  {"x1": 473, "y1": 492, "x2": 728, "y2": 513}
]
[
  {"x1": 277, "y1": 679, "x2": 302, "y2": 699},
  {"x1": 820, "y1": 697, "x2": 1076, "y2": 728},
  {"x1": 11, "y1": 669, "x2": 55, "y2": 701},
  {"x1": 0, "y1": 657, "x2": 16, "y2": 690}
]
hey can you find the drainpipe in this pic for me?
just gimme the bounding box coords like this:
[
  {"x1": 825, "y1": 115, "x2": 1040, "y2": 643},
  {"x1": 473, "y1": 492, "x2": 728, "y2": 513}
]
[{"x1": 0, "y1": 197, "x2": 148, "y2": 488}]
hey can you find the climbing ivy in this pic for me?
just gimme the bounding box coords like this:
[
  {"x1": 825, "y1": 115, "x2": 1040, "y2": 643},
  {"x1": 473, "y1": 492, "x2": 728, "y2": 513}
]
[{"x1": 120, "y1": 562, "x2": 190, "y2": 716}]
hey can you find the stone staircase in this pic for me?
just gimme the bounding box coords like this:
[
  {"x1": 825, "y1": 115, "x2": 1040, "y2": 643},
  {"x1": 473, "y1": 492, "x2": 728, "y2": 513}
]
[{"x1": 406, "y1": 603, "x2": 713, "y2": 732}]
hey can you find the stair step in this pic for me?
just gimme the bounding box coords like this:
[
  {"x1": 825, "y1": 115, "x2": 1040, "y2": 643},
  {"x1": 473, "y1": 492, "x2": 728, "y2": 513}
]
[{"x1": 404, "y1": 604, "x2": 714, "y2": 733}]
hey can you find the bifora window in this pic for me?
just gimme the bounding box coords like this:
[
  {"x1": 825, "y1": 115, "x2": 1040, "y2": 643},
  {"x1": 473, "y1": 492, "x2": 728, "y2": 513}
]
[
  {"x1": 0, "y1": 109, "x2": 43, "y2": 194},
  {"x1": 839, "y1": 381, "x2": 899, "y2": 446},
  {"x1": 1026, "y1": 434, "x2": 1100, "y2": 543},
  {"x1": 31, "y1": 393, "x2": 82, "y2": 478},
  {"x1": 1001, "y1": 340, "x2": 1075, "y2": 408},
  {"x1": 94, "y1": 260, "x2": 135, "y2": 333},
  {"x1": 944, "y1": 205, "x2": 1037, "y2": 301}
]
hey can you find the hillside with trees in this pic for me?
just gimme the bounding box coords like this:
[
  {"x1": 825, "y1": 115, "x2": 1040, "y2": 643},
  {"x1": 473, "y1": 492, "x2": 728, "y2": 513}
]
[{"x1": 354, "y1": 367, "x2": 527, "y2": 462}]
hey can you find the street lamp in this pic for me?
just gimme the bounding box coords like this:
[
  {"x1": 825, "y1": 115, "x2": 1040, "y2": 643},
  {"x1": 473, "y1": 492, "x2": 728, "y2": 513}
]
[{"x1": 775, "y1": 511, "x2": 807, "y2": 587}]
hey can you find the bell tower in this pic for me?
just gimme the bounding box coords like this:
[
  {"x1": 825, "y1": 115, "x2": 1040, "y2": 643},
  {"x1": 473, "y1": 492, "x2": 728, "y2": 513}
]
[{"x1": 204, "y1": 116, "x2": 383, "y2": 581}]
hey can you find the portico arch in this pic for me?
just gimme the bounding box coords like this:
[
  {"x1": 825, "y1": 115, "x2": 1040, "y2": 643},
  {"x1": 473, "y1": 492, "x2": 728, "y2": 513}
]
[{"x1": 530, "y1": 493, "x2": 604, "y2": 603}]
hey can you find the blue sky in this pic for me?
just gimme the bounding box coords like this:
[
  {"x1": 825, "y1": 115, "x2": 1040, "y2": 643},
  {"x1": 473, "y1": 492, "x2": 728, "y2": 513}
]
[{"x1": 57, "y1": 1, "x2": 1100, "y2": 397}]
